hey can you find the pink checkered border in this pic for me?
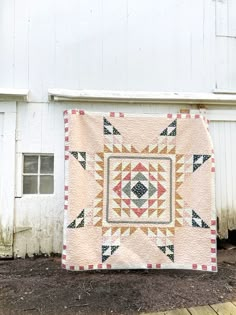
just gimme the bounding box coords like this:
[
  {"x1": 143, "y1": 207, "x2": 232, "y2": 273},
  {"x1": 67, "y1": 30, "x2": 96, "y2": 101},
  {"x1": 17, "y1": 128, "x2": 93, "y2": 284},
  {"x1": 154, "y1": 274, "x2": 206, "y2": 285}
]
[
  {"x1": 64, "y1": 110, "x2": 69, "y2": 212},
  {"x1": 109, "y1": 112, "x2": 125, "y2": 117},
  {"x1": 61, "y1": 262, "x2": 217, "y2": 272},
  {"x1": 211, "y1": 149, "x2": 215, "y2": 173},
  {"x1": 64, "y1": 110, "x2": 208, "y2": 121},
  {"x1": 64, "y1": 109, "x2": 125, "y2": 117},
  {"x1": 167, "y1": 113, "x2": 204, "y2": 120}
]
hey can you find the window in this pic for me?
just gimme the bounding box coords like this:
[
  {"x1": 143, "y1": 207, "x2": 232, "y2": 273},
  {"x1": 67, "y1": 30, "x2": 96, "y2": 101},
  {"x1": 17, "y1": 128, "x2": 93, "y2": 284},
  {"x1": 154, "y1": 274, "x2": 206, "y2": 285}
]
[{"x1": 23, "y1": 155, "x2": 54, "y2": 194}]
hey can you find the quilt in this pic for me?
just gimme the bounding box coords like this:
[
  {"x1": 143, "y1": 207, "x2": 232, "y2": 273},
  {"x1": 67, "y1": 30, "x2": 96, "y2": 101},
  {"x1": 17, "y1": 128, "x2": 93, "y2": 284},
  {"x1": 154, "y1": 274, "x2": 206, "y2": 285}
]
[{"x1": 62, "y1": 110, "x2": 217, "y2": 272}]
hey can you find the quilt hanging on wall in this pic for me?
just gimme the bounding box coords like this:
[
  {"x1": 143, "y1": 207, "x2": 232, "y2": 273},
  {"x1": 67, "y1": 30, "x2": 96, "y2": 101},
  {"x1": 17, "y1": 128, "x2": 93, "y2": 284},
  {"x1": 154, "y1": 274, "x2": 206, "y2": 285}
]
[{"x1": 62, "y1": 110, "x2": 217, "y2": 272}]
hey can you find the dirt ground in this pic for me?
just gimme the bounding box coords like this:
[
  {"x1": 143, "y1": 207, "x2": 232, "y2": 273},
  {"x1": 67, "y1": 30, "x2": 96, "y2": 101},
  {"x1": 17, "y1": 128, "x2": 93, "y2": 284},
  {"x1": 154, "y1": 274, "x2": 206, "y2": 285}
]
[{"x1": 0, "y1": 249, "x2": 235, "y2": 315}]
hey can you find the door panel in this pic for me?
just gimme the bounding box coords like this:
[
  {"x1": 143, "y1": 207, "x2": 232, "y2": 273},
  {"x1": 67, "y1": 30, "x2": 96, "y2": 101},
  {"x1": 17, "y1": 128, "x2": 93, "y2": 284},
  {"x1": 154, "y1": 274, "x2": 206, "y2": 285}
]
[{"x1": 0, "y1": 109, "x2": 16, "y2": 257}]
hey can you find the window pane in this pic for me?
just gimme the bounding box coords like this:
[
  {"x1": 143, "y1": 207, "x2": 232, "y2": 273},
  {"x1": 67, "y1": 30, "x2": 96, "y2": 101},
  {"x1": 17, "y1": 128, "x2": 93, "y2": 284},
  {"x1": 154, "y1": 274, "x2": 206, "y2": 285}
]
[
  {"x1": 24, "y1": 156, "x2": 38, "y2": 173},
  {"x1": 40, "y1": 156, "x2": 54, "y2": 174},
  {"x1": 40, "y1": 175, "x2": 54, "y2": 194},
  {"x1": 23, "y1": 175, "x2": 38, "y2": 194}
]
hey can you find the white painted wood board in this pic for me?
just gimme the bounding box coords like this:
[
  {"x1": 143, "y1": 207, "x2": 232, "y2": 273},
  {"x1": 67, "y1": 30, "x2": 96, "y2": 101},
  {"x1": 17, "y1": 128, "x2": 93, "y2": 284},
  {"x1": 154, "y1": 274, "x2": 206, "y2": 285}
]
[
  {"x1": 0, "y1": 0, "x2": 225, "y2": 102},
  {"x1": 0, "y1": 102, "x2": 16, "y2": 257}
]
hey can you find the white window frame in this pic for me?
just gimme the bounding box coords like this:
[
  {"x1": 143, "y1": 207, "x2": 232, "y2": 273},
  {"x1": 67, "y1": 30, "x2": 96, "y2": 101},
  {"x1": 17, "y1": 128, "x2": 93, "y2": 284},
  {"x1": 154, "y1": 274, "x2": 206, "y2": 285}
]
[{"x1": 22, "y1": 153, "x2": 54, "y2": 195}]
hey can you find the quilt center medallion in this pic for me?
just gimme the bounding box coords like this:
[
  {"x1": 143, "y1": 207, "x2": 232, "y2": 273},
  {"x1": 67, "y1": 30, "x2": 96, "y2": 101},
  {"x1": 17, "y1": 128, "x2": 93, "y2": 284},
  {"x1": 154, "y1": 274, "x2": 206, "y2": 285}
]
[{"x1": 107, "y1": 156, "x2": 172, "y2": 224}]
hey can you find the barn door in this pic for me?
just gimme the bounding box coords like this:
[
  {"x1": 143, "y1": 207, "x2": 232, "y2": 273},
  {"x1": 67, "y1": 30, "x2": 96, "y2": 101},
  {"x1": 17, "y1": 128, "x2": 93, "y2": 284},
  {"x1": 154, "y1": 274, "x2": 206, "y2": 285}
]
[{"x1": 0, "y1": 108, "x2": 16, "y2": 257}]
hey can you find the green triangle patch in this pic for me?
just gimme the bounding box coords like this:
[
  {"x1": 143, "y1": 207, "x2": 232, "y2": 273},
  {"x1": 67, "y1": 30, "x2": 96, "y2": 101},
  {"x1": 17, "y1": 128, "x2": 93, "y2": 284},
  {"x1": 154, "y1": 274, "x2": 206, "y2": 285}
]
[
  {"x1": 148, "y1": 182, "x2": 157, "y2": 197},
  {"x1": 132, "y1": 199, "x2": 147, "y2": 207},
  {"x1": 122, "y1": 182, "x2": 131, "y2": 198},
  {"x1": 133, "y1": 172, "x2": 148, "y2": 181}
]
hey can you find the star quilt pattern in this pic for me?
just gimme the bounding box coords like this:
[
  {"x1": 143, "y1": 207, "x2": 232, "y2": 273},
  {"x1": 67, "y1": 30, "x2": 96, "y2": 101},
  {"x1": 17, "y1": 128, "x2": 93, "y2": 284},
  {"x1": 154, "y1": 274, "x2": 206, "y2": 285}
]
[{"x1": 62, "y1": 110, "x2": 217, "y2": 272}]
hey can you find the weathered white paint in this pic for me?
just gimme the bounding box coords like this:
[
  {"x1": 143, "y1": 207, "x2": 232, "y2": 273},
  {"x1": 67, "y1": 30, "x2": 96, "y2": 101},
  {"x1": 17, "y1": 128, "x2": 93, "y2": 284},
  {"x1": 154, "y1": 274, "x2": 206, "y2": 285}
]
[
  {"x1": 0, "y1": 0, "x2": 236, "y2": 256},
  {"x1": 216, "y1": 0, "x2": 236, "y2": 38},
  {"x1": 0, "y1": 0, "x2": 221, "y2": 102},
  {"x1": 215, "y1": 0, "x2": 236, "y2": 91},
  {"x1": 14, "y1": 102, "x2": 65, "y2": 256},
  {"x1": 213, "y1": 89, "x2": 236, "y2": 94},
  {"x1": 209, "y1": 121, "x2": 236, "y2": 238},
  {"x1": 0, "y1": 89, "x2": 29, "y2": 101},
  {"x1": 48, "y1": 89, "x2": 236, "y2": 105},
  {"x1": 2, "y1": 0, "x2": 236, "y2": 98},
  {"x1": 0, "y1": 102, "x2": 16, "y2": 257}
]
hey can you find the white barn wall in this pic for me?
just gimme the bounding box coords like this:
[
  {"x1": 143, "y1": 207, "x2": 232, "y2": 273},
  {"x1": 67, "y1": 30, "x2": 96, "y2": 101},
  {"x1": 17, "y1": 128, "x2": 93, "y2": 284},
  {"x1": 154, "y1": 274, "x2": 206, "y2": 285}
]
[
  {"x1": 0, "y1": 0, "x2": 236, "y2": 255},
  {"x1": 209, "y1": 120, "x2": 236, "y2": 237},
  {"x1": 0, "y1": 0, "x2": 220, "y2": 101},
  {"x1": 14, "y1": 102, "x2": 65, "y2": 256},
  {"x1": 3, "y1": 0, "x2": 236, "y2": 97}
]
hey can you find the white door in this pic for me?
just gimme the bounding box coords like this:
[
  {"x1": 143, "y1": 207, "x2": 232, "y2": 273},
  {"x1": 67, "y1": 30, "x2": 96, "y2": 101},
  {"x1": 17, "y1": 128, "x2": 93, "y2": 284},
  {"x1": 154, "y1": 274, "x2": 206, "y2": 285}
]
[{"x1": 0, "y1": 105, "x2": 16, "y2": 257}]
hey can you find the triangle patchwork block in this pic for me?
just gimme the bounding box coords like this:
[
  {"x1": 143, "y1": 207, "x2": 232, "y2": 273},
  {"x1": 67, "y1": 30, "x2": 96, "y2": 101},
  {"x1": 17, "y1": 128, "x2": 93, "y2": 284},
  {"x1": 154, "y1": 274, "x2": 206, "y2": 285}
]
[{"x1": 160, "y1": 119, "x2": 177, "y2": 136}]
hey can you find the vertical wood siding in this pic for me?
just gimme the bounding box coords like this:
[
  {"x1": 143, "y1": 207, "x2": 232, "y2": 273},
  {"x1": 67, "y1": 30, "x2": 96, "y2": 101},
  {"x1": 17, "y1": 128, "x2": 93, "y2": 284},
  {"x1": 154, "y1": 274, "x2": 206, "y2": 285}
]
[
  {"x1": 0, "y1": 0, "x2": 218, "y2": 101},
  {"x1": 0, "y1": 103, "x2": 16, "y2": 256},
  {"x1": 210, "y1": 121, "x2": 236, "y2": 238}
]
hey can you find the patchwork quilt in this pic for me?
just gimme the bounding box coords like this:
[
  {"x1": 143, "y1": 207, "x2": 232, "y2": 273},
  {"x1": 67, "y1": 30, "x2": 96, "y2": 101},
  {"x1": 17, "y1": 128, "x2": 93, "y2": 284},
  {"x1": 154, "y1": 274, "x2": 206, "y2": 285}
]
[{"x1": 62, "y1": 110, "x2": 217, "y2": 272}]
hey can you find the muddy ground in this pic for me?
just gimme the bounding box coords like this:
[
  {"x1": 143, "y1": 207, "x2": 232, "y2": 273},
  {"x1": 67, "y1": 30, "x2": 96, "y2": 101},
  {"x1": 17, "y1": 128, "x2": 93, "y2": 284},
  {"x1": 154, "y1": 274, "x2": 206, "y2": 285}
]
[{"x1": 0, "y1": 249, "x2": 235, "y2": 315}]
